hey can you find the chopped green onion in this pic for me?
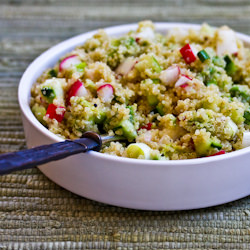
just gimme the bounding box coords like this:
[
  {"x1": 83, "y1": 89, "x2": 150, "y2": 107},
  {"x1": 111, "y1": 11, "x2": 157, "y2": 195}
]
[
  {"x1": 126, "y1": 143, "x2": 151, "y2": 159},
  {"x1": 197, "y1": 50, "x2": 210, "y2": 62},
  {"x1": 76, "y1": 62, "x2": 87, "y2": 72},
  {"x1": 224, "y1": 55, "x2": 236, "y2": 75}
]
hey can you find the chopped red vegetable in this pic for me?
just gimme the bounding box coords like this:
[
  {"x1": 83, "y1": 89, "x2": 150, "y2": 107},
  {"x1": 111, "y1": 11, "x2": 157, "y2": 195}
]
[
  {"x1": 46, "y1": 104, "x2": 65, "y2": 122},
  {"x1": 175, "y1": 74, "x2": 192, "y2": 87},
  {"x1": 97, "y1": 84, "x2": 114, "y2": 102},
  {"x1": 208, "y1": 150, "x2": 226, "y2": 157},
  {"x1": 59, "y1": 55, "x2": 81, "y2": 71},
  {"x1": 180, "y1": 83, "x2": 189, "y2": 88},
  {"x1": 179, "y1": 44, "x2": 197, "y2": 64},
  {"x1": 139, "y1": 123, "x2": 152, "y2": 131},
  {"x1": 66, "y1": 79, "x2": 87, "y2": 105}
]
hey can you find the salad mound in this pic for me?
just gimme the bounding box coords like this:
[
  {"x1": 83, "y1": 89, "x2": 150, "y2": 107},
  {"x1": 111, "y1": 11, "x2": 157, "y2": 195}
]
[{"x1": 31, "y1": 21, "x2": 250, "y2": 160}]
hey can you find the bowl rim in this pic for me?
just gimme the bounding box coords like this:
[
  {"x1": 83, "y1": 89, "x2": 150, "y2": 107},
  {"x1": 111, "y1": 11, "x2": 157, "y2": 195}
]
[{"x1": 18, "y1": 22, "x2": 250, "y2": 166}]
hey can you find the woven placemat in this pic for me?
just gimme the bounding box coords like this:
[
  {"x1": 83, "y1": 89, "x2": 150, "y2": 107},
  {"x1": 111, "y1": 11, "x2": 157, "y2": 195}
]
[
  {"x1": 1, "y1": 57, "x2": 250, "y2": 250},
  {"x1": 1, "y1": 0, "x2": 250, "y2": 249}
]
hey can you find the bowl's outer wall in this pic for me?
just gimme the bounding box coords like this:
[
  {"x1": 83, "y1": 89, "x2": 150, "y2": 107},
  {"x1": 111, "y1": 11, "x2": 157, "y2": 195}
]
[{"x1": 20, "y1": 23, "x2": 250, "y2": 210}]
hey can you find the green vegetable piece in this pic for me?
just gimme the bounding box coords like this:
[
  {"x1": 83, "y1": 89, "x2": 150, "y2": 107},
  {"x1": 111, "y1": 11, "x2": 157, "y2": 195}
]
[
  {"x1": 152, "y1": 56, "x2": 162, "y2": 73},
  {"x1": 111, "y1": 39, "x2": 121, "y2": 47},
  {"x1": 41, "y1": 87, "x2": 56, "y2": 103},
  {"x1": 156, "y1": 103, "x2": 164, "y2": 116},
  {"x1": 212, "y1": 56, "x2": 225, "y2": 68},
  {"x1": 244, "y1": 110, "x2": 250, "y2": 125},
  {"x1": 31, "y1": 104, "x2": 46, "y2": 125},
  {"x1": 126, "y1": 105, "x2": 135, "y2": 123},
  {"x1": 94, "y1": 110, "x2": 107, "y2": 124},
  {"x1": 48, "y1": 69, "x2": 57, "y2": 78},
  {"x1": 197, "y1": 50, "x2": 210, "y2": 62},
  {"x1": 211, "y1": 141, "x2": 222, "y2": 150},
  {"x1": 152, "y1": 79, "x2": 160, "y2": 84},
  {"x1": 76, "y1": 62, "x2": 87, "y2": 72},
  {"x1": 147, "y1": 95, "x2": 158, "y2": 106},
  {"x1": 40, "y1": 78, "x2": 64, "y2": 104},
  {"x1": 118, "y1": 120, "x2": 137, "y2": 141},
  {"x1": 126, "y1": 37, "x2": 135, "y2": 46},
  {"x1": 224, "y1": 55, "x2": 236, "y2": 76},
  {"x1": 194, "y1": 137, "x2": 213, "y2": 156},
  {"x1": 230, "y1": 85, "x2": 250, "y2": 103},
  {"x1": 206, "y1": 79, "x2": 217, "y2": 86}
]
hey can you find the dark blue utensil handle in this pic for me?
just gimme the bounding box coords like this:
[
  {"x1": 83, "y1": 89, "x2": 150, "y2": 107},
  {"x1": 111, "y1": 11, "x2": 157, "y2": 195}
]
[{"x1": 0, "y1": 132, "x2": 102, "y2": 175}]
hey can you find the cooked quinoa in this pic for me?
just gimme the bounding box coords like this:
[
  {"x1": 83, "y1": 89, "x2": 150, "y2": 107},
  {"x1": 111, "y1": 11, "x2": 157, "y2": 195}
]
[{"x1": 30, "y1": 21, "x2": 250, "y2": 160}]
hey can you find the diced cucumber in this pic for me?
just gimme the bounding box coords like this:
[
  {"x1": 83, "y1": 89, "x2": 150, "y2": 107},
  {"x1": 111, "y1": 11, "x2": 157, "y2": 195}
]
[
  {"x1": 156, "y1": 103, "x2": 165, "y2": 116},
  {"x1": 126, "y1": 143, "x2": 151, "y2": 159},
  {"x1": 193, "y1": 132, "x2": 222, "y2": 156},
  {"x1": 194, "y1": 137, "x2": 213, "y2": 156},
  {"x1": 225, "y1": 118, "x2": 238, "y2": 138},
  {"x1": 242, "y1": 132, "x2": 250, "y2": 148},
  {"x1": 152, "y1": 79, "x2": 160, "y2": 84},
  {"x1": 31, "y1": 104, "x2": 46, "y2": 125},
  {"x1": 206, "y1": 79, "x2": 217, "y2": 86},
  {"x1": 94, "y1": 109, "x2": 107, "y2": 124},
  {"x1": 40, "y1": 78, "x2": 64, "y2": 104},
  {"x1": 230, "y1": 85, "x2": 250, "y2": 103},
  {"x1": 147, "y1": 95, "x2": 158, "y2": 106},
  {"x1": 117, "y1": 120, "x2": 137, "y2": 141}
]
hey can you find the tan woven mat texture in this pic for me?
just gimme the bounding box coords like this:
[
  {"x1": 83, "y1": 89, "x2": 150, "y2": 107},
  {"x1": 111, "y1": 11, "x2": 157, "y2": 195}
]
[{"x1": 1, "y1": 0, "x2": 250, "y2": 249}]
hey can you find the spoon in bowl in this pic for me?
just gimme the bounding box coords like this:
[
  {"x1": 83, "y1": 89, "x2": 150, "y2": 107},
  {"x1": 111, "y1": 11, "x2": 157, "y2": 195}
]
[{"x1": 0, "y1": 132, "x2": 125, "y2": 175}]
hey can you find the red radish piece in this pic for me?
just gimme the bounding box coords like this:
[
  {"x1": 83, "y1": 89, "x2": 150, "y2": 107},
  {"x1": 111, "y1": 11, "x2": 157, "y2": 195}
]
[
  {"x1": 97, "y1": 84, "x2": 114, "y2": 102},
  {"x1": 217, "y1": 29, "x2": 238, "y2": 56},
  {"x1": 180, "y1": 44, "x2": 197, "y2": 64},
  {"x1": 135, "y1": 37, "x2": 140, "y2": 43},
  {"x1": 138, "y1": 123, "x2": 152, "y2": 131},
  {"x1": 116, "y1": 58, "x2": 138, "y2": 76},
  {"x1": 175, "y1": 74, "x2": 192, "y2": 87},
  {"x1": 66, "y1": 80, "x2": 87, "y2": 105},
  {"x1": 59, "y1": 55, "x2": 81, "y2": 71},
  {"x1": 159, "y1": 65, "x2": 180, "y2": 86},
  {"x1": 180, "y1": 83, "x2": 189, "y2": 88},
  {"x1": 46, "y1": 104, "x2": 65, "y2": 122},
  {"x1": 208, "y1": 150, "x2": 226, "y2": 157}
]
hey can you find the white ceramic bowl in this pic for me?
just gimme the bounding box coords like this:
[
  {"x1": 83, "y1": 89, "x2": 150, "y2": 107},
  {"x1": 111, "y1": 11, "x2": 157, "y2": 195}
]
[{"x1": 18, "y1": 23, "x2": 250, "y2": 210}]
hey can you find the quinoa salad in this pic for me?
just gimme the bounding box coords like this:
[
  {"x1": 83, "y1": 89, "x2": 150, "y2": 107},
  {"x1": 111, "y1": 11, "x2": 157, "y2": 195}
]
[{"x1": 30, "y1": 21, "x2": 250, "y2": 160}]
